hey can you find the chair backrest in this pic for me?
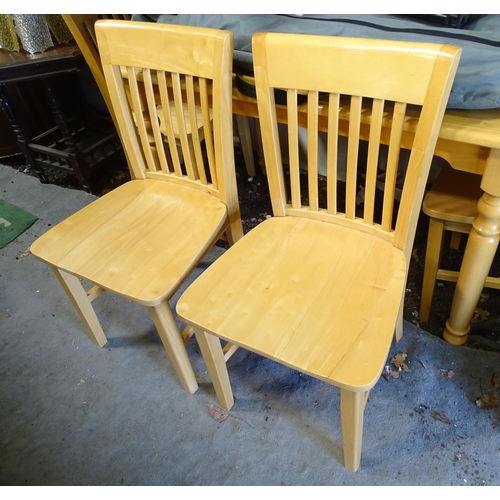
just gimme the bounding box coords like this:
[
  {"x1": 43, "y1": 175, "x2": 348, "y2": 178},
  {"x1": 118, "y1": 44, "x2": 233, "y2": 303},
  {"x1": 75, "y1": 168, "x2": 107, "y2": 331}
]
[
  {"x1": 253, "y1": 33, "x2": 461, "y2": 261},
  {"x1": 62, "y1": 15, "x2": 131, "y2": 125},
  {"x1": 95, "y1": 20, "x2": 242, "y2": 243}
]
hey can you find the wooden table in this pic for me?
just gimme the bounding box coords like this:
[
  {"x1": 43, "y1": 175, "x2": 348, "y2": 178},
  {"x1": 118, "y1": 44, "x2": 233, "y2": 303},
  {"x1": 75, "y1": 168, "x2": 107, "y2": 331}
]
[
  {"x1": 231, "y1": 86, "x2": 500, "y2": 345},
  {"x1": 0, "y1": 44, "x2": 121, "y2": 189},
  {"x1": 434, "y1": 108, "x2": 500, "y2": 345}
]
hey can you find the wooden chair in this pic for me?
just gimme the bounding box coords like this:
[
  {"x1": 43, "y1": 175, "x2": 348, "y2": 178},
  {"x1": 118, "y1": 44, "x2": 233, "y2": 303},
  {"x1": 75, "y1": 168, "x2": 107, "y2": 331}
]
[
  {"x1": 176, "y1": 32, "x2": 461, "y2": 471},
  {"x1": 30, "y1": 20, "x2": 243, "y2": 395},
  {"x1": 419, "y1": 164, "x2": 500, "y2": 321},
  {"x1": 62, "y1": 14, "x2": 256, "y2": 177}
]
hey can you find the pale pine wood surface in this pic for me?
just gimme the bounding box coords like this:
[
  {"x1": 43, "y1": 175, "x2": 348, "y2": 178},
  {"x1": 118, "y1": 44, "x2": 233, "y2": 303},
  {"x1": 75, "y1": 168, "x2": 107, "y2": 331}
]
[
  {"x1": 63, "y1": 14, "x2": 252, "y2": 184},
  {"x1": 422, "y1": 164, "x2": 483, "y2": 224},
  {"x1": 97, "y1": 20, "x2": 242, "y2": 244},
  {"x1": 178, "y1": 216, "x2": 406, "y2": 391},
  {"x1": 439, "y1": 108, "x2": 500, "y2": 151},
  {"x1": 252, "y1": 33, "x2": 461, "y2": 264},
  {"x1": 259, "y1": 36, "x2": 443, "y2": 105},
  {"x1": 177, "y1": 33, "x2": 461, "y2": 470},
  {"x1": 340, "y1": 388, "x2": 368, "y2": 472},
  {"x1": 29, "y1": 21, "x2": 243, "y2": 394},
  {"x1": 419, "y1": 164, "x2": 500, "y2": 322},
  {"x1": 443, "y1": 150, "x2": 500, "y2": 343},
  {"x1": 216, "y1": 31, "x2": 500, "y2": 344},
  {"x1": 50, "y1": 266, "x2": 107, "y2": 347},
  {"x1": 31, "y1": 179, "x2": 227, "y2": 306},
  {"x1": 157, "y1": 104, "x2": 212, "y2": 137}
]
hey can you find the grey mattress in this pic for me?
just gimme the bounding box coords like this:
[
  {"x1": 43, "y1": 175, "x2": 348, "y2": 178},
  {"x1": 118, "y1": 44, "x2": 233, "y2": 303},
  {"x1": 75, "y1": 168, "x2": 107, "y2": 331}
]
[{"x1": 134, "y1": 14, "x2": 500, "y2": 110}]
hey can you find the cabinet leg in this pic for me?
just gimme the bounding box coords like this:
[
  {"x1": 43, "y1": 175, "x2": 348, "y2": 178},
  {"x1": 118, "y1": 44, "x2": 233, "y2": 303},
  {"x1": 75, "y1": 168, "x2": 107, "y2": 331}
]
[
  {"x1": 0, "y1": 83, "x2": 48, "y2": 183},
  {"x1": 43, "y1": 76, "x2": 91, "y2": 189}
]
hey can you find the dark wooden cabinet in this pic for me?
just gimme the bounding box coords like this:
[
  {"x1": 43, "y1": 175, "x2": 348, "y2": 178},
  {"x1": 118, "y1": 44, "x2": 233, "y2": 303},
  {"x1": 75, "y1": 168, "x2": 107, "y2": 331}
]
[{"x1": 0, "y1": 44, "x2": 122, "y2": 190}]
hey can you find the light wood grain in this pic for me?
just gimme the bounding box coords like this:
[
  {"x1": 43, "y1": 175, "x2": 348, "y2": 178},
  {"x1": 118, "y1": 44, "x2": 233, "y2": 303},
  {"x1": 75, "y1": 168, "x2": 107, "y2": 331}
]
[
  {"x1": 149, "y1": 301, "x2": 198, "y2": 394},
  {"x1": 70, "y1": 14, "x2": 255, "y2": 181},
  {"x1": 31, "y1": 180, "x2": 228, "y2": 306},
  {"x1": 420, "y1": 164, "x2": 500, "y2": 322},
  {"x1": 423, "y1": 164, "x2": 482, "y2": 223},
  {"x1": 97, "y1": 21, "x2": 242, "y2": 244},
  {"x1": 443, "y1": 148, "x2": 500, "y2": 344},
  {"x1": 228, "y1": 34, "x2": 500, "y2": 345},
  {"x1": 51, "y1": 267, "x2": 107, "y2": 347},
  {"x1": 177, "y1": 33, "x2": 461, "y2": 470},
  {"x1": 194, "y1": 327, "x2": 234, "y2": 410},
  {"x1": 178, "y1": 216, "x2": 407, "y2": 389},
  {"x1": 30, "y1": 21, "x2": 243, "y2": 393},
  {"x1": 341, "y1": 389, "x2": 369, "y2": 472}
]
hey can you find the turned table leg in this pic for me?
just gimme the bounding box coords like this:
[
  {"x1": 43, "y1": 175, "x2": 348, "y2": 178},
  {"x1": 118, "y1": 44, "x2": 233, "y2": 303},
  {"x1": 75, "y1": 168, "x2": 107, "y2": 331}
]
[{"x1": 443, "y1": 148, "x2": 500, "y2": 345}]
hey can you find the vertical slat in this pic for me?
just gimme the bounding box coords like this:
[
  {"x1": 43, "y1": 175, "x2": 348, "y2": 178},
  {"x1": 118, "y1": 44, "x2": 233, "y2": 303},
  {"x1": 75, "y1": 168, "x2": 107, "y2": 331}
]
[
  {"x1": 382, "y1": 101, "x2": 407, "y2": 231},
  {"x1": 157, "y1": 71, "x2": 183, "y2": 176},
  {"x1": 256, "y1": 82, "x2": 287, "y2": 217},
  {"x1": 172, "y1": 73, "x2": 196, "y2": 180},
  {"x1": 326, "y1": 92, "x2": 340, "y2": 215},
  {"x1": 363, "y1": 98, "x2": 385, "y2": 224},
  {"x1": 143, "y1": 68, "x2": 170, "y2": 174},
  {"x1": 307, "y1": 90, "x2": 319, "y2": 212},
  {"x1": 200, "y1": 78, "x2": 217, "y2": 189},
  {"x1": 126, "y1": 66, "x2": 157, "y2": 172},
  {"x1": 345, "y1": 95, "x2": 362, "y2": 219},
  {"x1": 287, "y1": 89, "x2": 301, "y2": 209},
  {"x1": 186, "y1": 75, "x2": 208, "y2": 184}
]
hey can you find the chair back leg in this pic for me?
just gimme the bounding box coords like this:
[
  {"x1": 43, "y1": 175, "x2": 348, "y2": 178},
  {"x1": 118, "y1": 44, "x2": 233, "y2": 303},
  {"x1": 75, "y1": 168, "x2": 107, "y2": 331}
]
[
  {"x1": 51, "y1": 266, "x2": 107, "y2": 347},
  {"x1": 194, "y1": 327, "x2": 234, "y2": 410}
]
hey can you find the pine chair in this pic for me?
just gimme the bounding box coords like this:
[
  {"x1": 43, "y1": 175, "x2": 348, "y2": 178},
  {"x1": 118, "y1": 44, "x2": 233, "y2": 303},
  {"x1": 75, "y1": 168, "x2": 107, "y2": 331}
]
[
  {"x1": 419, "y1": 163, "x2": 500, "y2": 322},
  {"x1": 176, "y1": 32, "x2": 461, "y2": 471},
  {"x1": 62, "y1": 14, "x2": 256, "y2": 177},
  {"x1": 30, "y1": 20, "x2": 243, "y2": 395}
]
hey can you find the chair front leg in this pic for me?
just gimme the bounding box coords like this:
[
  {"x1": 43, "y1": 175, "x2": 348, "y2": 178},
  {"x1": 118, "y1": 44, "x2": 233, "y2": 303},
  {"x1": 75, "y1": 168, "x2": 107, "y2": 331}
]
[
  {"x1": 194, "y1": 327, "x2": 234, "y2": 411},
  {"x1": 149, "y1": 301, "x2": 198, "y2": 394},
  {"x1": 340, "y1": 388, "x2": 369, "y2": 472},
  {"x1": 51, "y1": 266, "x2": 107, "y2": 347}
]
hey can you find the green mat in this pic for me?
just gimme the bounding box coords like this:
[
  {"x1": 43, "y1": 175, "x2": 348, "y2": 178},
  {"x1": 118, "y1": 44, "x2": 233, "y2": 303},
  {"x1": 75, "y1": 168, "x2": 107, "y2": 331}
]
[{"x1": 0, "y1": 199, "x2": 37, "y2": 249}]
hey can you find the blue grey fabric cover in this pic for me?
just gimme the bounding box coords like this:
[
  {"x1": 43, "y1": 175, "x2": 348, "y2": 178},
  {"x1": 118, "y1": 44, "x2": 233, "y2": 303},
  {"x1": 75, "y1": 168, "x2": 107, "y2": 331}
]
[{"x1": 134, "y1": 14, "x2": 500, "y2": 110}]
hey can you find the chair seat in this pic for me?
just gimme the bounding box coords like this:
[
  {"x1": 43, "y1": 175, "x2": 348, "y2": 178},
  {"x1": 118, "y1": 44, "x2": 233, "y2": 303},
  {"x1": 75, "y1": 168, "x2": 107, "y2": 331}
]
[
  {"x1": 177, "y1": 216, "x2": 406, "y2": 390},
  {"x1": 30, "y1": 179, "x2": 228, "y2": 306},
  {"x1": 422, "y1": 164, "x2": 483, "y2": 224}
]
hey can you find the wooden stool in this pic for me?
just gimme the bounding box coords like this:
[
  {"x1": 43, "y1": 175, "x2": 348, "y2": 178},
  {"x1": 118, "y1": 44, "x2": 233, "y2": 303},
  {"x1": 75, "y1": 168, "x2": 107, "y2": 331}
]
[{"x1": 420, "y1": 164, "x2": 500, "y2": 321}]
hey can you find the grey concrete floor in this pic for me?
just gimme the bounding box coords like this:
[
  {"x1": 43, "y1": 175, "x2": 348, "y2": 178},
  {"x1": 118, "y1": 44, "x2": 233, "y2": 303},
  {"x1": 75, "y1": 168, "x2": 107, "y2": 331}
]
[{"x1": 1, "y1": 163, "x2": 499, "y2": 486}]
